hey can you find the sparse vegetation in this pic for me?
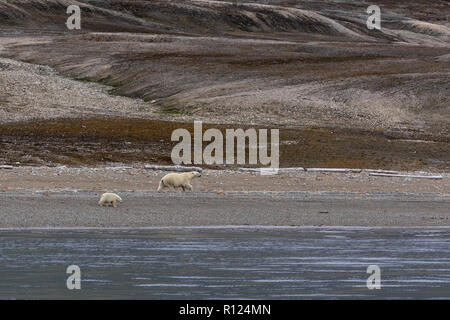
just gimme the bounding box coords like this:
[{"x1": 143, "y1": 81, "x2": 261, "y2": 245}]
[{"x1": 0, "y1": 117, "x2": 447, "y2": 170}]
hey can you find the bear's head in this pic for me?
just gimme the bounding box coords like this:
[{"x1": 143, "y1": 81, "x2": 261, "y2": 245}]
[{"x1": 191, "y1": 171, "x2": 202, "y2": 178}]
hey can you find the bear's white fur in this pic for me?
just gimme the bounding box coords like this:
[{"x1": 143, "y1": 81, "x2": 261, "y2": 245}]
[
  {"x1": 98, "y1": 192, "x2": 122, "y2": 207},
  {"x1": 157, "y1": 171, "x2": 201, "y2": 192}
]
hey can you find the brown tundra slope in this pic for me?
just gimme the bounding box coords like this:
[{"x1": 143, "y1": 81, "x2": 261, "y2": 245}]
[{"x1": 0, "y1": 0, "x2": 448, "y2": 169}]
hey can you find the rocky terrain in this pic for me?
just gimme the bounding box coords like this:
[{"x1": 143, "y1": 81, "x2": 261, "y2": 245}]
[
  {"x1": 0, "y1": 0, "x2": 448, "y2": 169},
  {"x1": 1, "y1": 166, "x2": 449, "y2": 194}
]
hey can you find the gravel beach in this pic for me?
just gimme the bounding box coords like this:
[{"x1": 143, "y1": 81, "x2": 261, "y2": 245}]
[
  {"x1": 0, "y1": 167, "x2": 448, "y2": 227},
  {"x1": 0, "y1": 190, "x2": 449, "y2": 228}
]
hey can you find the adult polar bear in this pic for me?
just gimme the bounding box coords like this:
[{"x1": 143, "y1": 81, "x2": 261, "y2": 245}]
[{"x1": 157, "y1": 171, "x2": 201, "y2": 192}]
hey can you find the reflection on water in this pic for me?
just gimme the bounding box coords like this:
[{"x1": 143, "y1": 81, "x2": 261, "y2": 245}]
[{"x1": 0, "y1": 227, "x2": 449, "y2": 299}]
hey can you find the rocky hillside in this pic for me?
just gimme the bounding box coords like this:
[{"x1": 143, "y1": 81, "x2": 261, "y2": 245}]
[
  {"x1": 1, "y1": 0, "x2": 448, "y2": 41},
  {"x1": 0, "y1": 0, "x2": 449, "y2": 137}
]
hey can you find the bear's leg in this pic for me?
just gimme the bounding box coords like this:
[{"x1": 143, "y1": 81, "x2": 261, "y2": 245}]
[
  {"x1": 112, "y1": 200, "x2": 117, "y2": 208},
  {"x1": 187, "y1": 184, "x2": 193, "y2": 191}
]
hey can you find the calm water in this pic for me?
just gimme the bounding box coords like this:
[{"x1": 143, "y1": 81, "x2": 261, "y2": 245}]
[{"x1": 0, "y1": 227, "x2": 449, "y2": 299}]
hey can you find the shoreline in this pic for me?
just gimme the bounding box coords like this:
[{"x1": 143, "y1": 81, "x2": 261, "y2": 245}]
[
  {"x1": 0, "y1": 189, "x2": 448, "y2": 228},
  {"x1": 1, "y1": 166, "x2": 448, "y2": 227}
]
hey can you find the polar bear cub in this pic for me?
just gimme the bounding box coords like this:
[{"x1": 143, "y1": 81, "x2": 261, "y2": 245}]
[
  {"x1": 157, "y1": 171, "x2": 202, "y2": 192},
  {"x1": 98, "y1": 192, "x2": 122, "y2": 207}
]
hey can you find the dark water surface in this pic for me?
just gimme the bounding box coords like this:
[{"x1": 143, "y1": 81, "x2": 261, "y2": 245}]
[{"x1": 0, "y1": 227, "x2": 449, "y2": 299}]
